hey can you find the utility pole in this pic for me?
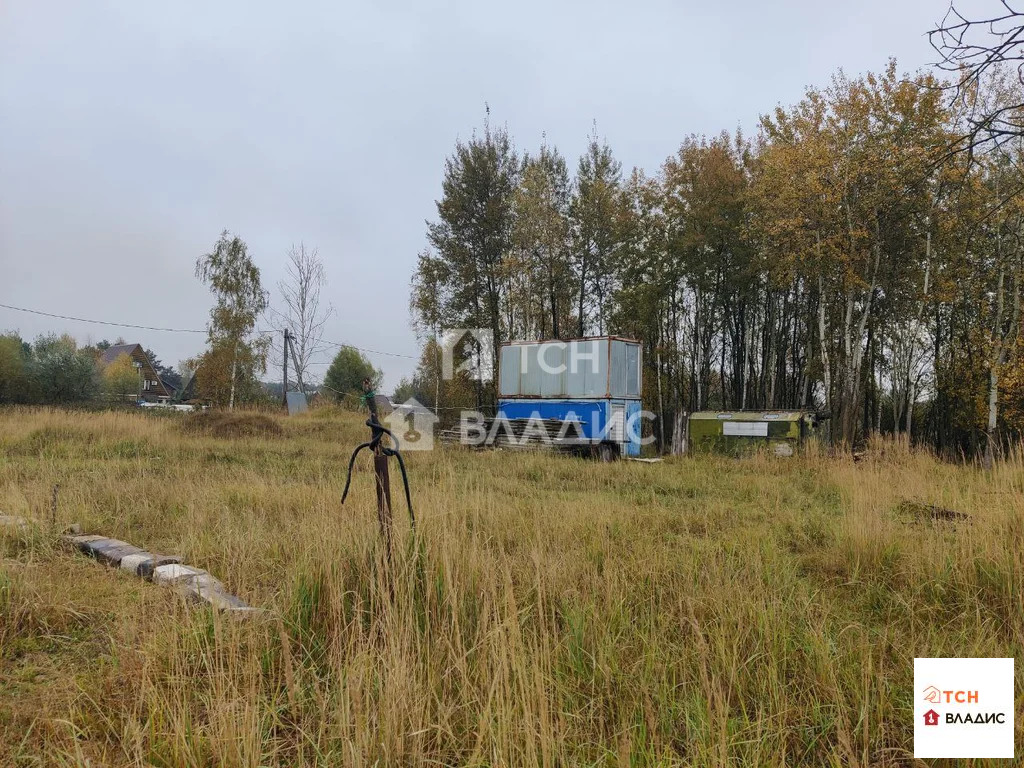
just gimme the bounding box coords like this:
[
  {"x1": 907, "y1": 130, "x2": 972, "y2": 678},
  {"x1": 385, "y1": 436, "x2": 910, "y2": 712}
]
[
  {"x1": 286, "y1": 332, "x2": 303, "y2": 396},
  {"x1": 282, "y1": 328, "x2": 290, "y2": 405}
]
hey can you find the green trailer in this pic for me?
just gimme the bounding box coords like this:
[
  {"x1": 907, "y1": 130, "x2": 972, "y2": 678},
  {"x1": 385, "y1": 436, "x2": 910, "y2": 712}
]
[{"x1": 687, "y1": 410, "x2": 823, "y2": 456}]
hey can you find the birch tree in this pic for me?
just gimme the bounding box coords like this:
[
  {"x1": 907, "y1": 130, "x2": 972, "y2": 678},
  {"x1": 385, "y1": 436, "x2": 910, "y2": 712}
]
[{"x1": 195, "y1": 231, "x2": 269, "y2": 409}]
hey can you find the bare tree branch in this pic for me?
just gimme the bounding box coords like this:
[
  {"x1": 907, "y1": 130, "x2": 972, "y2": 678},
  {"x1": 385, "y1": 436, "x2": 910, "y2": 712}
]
[
  {"x1": 930, "y1": 2, "x2": 1024, "y2": 154},
  {"x1": 273, "y1": 243, "x2": 333, "y2": 391}
]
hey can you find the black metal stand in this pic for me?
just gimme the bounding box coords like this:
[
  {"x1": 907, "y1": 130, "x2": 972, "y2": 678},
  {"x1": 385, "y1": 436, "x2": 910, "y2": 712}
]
[{"x1": 341, "y1": 381, "x2": 416, "y2": 560}]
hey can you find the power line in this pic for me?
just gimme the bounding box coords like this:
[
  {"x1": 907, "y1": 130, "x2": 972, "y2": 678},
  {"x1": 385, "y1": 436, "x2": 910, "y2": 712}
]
[
  {"x1": 0, "y1": 301, "x2": 209, "y2": 334},
  {"x1": 0, "y1": 301, "x2": 280, "y2": 335},
  {"x1": 0, "y1": 300, "x2": 416, "y2": 359},
  {"x1": 317, "y1": 337, "x2": 418, "y2": 360}
]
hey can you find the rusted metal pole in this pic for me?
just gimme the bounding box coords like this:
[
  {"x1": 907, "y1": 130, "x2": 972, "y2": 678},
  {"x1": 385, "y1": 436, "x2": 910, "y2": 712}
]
[
  {"x1": 373, "y1": 451, "x2": 394, "y2": 561},
  {"x1": 364, "y1": 381, "x2": 394, "y2": 567},
  {"x1": 340, "y1": 379, "x2": 415, "y2": 605}
]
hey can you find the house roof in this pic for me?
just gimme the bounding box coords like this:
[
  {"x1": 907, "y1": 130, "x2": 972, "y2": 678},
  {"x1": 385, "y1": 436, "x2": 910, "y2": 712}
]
[
  {"x1": 178, "y1": 370, "x2": 198, "y2": 401},
  {"x1": 100, "y1": 344, "x2": 173, "y2": 398},
  {"x1": 100, "y1": 343, "x2": 143, "y2": 366}
]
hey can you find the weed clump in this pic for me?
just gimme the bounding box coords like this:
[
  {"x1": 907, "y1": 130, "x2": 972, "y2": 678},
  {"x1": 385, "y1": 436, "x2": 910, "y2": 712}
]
[{"x1": 181, "y1": 411, "x2": 283, "y2": 439}]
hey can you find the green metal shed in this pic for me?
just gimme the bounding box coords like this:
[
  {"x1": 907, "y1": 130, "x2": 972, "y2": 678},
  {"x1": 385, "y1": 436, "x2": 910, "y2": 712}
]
[{"x1": 687, "y1": 410, "x2": 822, "y2": 456}]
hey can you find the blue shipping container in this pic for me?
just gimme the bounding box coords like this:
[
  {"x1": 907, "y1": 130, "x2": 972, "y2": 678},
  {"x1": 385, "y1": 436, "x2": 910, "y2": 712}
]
[{"x1": 497, "y1": 337, "x2": 644, "y2": 457}]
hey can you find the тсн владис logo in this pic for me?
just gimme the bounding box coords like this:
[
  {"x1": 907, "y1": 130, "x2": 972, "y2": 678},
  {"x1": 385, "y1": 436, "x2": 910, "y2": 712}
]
[{"x1": 913, "y1": 658, "x2": 1014, "y2": 759}]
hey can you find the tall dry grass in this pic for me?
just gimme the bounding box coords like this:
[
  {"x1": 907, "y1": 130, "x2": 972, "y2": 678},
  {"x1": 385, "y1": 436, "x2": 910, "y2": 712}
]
[{"x1": 1, "y1": 406, "x2": 1021, "y2": 766}]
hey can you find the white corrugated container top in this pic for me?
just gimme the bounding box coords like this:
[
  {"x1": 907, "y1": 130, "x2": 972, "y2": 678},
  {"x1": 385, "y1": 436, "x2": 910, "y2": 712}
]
[{"x1": 499, "y1": 337, "x2": 642, "y2": 399}]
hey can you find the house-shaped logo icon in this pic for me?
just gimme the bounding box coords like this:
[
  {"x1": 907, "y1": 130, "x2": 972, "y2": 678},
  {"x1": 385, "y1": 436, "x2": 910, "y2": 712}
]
[
  {"x1": 385, "y1": 398, "x2": 439, "y2": 451},
  {"x1": 923, "y1": 709, "x2": 940, "y2": 726},
  {"x1": 922, "y1": 685, "x2": 941, "y2": 704}
]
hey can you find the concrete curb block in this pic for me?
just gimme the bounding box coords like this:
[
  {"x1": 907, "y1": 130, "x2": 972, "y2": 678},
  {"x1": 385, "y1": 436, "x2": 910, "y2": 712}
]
[
  {"x1": 152, "y1": 563, "x2": 204, "y2": 584},
  {"x1": 62, "y1": 533, "x2": 253, "y2": 613},
  {"x1": 154, "y1": 565, "x2": 258, "y2": 613},
  {"x1": 0, "y1": 515, "x2": 31, "y2": 530}
]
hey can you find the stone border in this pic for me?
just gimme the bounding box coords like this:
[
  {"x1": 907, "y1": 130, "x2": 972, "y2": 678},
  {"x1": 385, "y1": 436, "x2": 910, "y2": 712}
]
[{"x1": 63, "y1": 533, "x2": 255, "y2": 613}]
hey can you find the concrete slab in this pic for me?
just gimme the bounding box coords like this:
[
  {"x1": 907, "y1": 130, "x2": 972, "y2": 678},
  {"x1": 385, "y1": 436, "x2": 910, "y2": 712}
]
[
  {"x1": 197, "y1": 589, "x2": 254, "y2": 612},
  {"x1": 91, "y1": 543, "x2": 144, "y2": 566},
  {"x1": 76, "y1": 538, "x2": 132, "y2": 559},
  {"x1": 152, "y1": 563, "x2": 205, "y2": 585},
  {"x1": 87, "y1": 538, "x2": 132, "y2": 553},
  {"x1": 62, "y1": 530, "x2": 252, "y2": 612},
  {"x1": 119, "y1": 552, "x2": 153, "y2": 575},
  {"x1": 175, "y1": 571, "x2": 253, "y2": 611},
  {"x1": 64, "y1": 534, "x2": 107, "y2": 550},
  {"x1": 137, "y1": 555, "x2": 182, "y2": 581}
]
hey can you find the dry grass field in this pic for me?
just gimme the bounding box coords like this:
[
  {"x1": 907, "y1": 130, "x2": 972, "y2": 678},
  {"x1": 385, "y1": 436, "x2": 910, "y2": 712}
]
[{"x1": 0, "y1": 407, "x2": 1021, "y2": 767}]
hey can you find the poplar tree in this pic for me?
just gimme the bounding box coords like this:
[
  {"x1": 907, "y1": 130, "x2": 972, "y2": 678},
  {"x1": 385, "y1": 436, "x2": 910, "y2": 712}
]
[
  {"x1": 570, "y1": 130, "x2": 624, "y2": 336},
  {"x1": 514, "y1": 142, "x2": 573, "y2": 339}
]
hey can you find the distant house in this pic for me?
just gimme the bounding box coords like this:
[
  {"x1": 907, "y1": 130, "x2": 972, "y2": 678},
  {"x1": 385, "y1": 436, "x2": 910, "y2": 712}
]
[
  {"x1": 177, "y1": 368, "x2": 203, "y2": 404},
  {"x1": 100, "y1": 343, "x2": 173, "y2": 403},
  {"x1": 160, "y1": 377, "x2": 178, "y2": 400}
]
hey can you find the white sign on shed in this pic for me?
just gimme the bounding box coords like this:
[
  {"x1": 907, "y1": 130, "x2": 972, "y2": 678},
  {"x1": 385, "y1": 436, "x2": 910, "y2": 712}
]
[{"x1": 722, "y1": 421, "x2": 768, "y2": 437}]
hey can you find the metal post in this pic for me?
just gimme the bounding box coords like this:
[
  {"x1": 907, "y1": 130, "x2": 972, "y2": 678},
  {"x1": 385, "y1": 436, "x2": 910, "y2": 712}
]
[
  {"x1": 282, "y1": 328, "x2": 290, "y2": 405},
  {"x1": 364, "y1": 385, "x2": 394, "y2": 564},
  {"x1": 340, "y1": 379, "x2": 416, "y2": 605},
  {"x1": 286, "y1": 332, "x2": 303, "y2": 396},
  {"x1": 373, "y1": 452, "x2": 393, "y2": 560}
]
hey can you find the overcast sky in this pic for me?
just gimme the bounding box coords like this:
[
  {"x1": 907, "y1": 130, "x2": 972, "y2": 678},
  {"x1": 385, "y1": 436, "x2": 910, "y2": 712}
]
[{"x1": 1, "y1": 0, "x2": 956, "y2": 390}]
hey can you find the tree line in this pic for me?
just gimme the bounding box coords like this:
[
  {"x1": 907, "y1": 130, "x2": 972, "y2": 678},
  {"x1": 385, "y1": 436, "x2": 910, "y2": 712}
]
[
  {"x1": 0, "y1": 335, "x2": 181, "y2": 405},
  {"x1": 407, "y1": 63, "x2": 1024, "y2": 460},
  {"x1": 0, "y1": 232, "x2": 378, "y2": 409}
]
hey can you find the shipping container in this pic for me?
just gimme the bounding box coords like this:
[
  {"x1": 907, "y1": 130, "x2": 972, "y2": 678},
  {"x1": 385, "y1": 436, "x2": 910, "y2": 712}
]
[
  {"x1": 687, "y1": 410, "x2": 822, "y2": 456},
  {"x1": 497, "y1": 337, "x2": 644, "y2": 457},
  {"x1": 499, "y1": 337, "x2": 642, "y2": 399}
]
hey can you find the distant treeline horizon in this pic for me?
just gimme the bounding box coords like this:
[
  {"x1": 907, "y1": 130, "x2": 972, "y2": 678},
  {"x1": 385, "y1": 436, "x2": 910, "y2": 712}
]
[{"x1": 405, "y1": 60, "x2": 1024, "y2": 461}]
